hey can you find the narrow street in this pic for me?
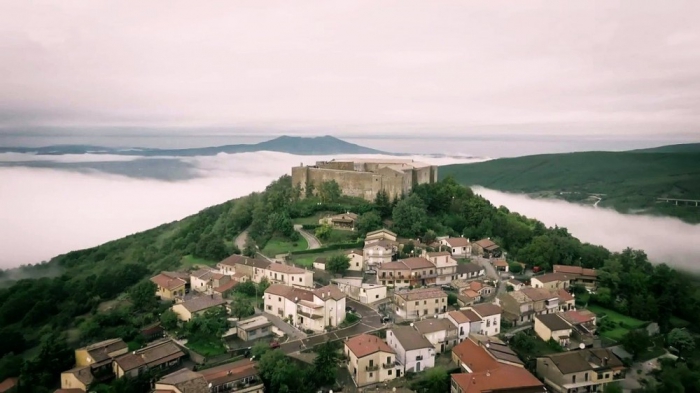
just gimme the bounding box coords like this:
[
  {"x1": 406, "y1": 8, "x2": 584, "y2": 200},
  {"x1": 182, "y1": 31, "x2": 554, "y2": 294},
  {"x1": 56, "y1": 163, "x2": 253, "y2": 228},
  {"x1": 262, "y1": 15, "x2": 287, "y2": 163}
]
[{"x1": 294, "y1": 224, "x2": 322, "y2": 249}]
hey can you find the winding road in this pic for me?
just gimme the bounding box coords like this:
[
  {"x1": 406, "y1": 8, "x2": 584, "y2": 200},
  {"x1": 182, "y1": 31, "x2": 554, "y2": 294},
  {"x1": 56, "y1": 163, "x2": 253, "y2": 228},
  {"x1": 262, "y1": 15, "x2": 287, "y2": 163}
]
[{"x1": 294, "y1": 224, "x2": 322, "y2": 250}]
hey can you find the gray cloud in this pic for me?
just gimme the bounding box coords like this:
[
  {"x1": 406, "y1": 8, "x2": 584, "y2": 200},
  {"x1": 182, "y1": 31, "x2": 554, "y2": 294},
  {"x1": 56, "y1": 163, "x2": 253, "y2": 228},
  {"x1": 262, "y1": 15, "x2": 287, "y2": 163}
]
[
  {"x1": 0, "y1": 0, "x2": 699, "y2": 136},
  {"x1": 473, "y1": 187, "x2": 700, "y2": 272}
]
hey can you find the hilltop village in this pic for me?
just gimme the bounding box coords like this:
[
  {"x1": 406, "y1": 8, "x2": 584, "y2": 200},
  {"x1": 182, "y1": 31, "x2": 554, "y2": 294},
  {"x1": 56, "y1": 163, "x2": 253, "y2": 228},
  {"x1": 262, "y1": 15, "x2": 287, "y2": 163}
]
[{"x1": 2, "y1": 160, "x2": 698, "y2": 393}]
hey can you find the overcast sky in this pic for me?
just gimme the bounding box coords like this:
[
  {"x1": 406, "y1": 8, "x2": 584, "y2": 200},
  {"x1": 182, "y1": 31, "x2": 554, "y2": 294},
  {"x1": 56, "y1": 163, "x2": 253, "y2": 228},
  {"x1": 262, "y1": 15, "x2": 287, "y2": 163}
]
[{"x1": 1, "y1": 1, "x2": 699, "y2": 138}]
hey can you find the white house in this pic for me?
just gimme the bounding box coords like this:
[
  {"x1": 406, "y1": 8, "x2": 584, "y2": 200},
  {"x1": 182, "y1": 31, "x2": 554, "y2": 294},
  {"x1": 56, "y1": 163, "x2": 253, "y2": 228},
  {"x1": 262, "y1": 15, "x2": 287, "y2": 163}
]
[
  {"x1": 455, "y1": 263, "x2": 485, "y2": 280},
  {"x1": 364, "y1": 240, "x2": 395, "y2": 267},
  {"x1": 422, "y1": 251, "x2": 458, "y2": 285},
  {"x1": 332, "y1": 278, "x2": 387, "y2": 304},
  {"x1": 265, "y1": 263, "x2": 314, "y2": 288},
  {"x1": 264, "y1": 284, "x2": 346, "y2": 332},
  {"x1": 346, "y1": 249, "x2": 365, "y2": 271},
  {"x1": 445, "y1": 309, "x2": 483, "y2": 343},
  {"x1": 413, "y1": 318, "x2": 459, "y2": 353},
  {"x1": 386, "y1": 326, "x2": 436, "y2": 374},
  {"x1": 189, "y1": 268, "x2": 231, "y2": 293},
  {"x1": 468, "y1": 303, "x2": 502, "y2": 337},
  {"x1": 439, "y1": 237, "x2": 471, "y2": 257},
  {"x1": 364, "y1": 228, "x2": 397, "y2": 244}
]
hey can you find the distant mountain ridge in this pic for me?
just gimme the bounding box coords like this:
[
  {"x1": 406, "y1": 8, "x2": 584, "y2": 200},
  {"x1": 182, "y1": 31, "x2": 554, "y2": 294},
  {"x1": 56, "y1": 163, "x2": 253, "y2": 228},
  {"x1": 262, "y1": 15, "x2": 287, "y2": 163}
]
[{"x1": 0, "y1": 135, "x2": 386, "y2": 156}]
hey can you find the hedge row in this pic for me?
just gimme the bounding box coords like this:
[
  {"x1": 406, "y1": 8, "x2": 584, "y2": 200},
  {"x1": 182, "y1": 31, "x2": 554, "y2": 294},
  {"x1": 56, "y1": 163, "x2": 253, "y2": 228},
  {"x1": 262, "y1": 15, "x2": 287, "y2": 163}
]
[
  {"x1": 290, "y1": 241, "x2": 364, "y2": 255},
  {"x1": 302, "y1": 224, "x2": 320, "y2": 230}
]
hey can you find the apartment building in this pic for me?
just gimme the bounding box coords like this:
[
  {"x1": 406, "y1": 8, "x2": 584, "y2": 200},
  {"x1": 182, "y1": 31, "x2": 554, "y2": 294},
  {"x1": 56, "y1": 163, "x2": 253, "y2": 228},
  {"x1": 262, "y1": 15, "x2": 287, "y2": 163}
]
[
  {"x1": 394, "y1": 288, "x2": 448, "y2": 320},
  {"x1": 386, "y1": 326, "x2": 436, "y2": 374},
  {"x1": 530, "y1": 273, "x2": 571, "y2": 290},
  {"x1": 468, "y1": 303, "x2": 502, "y2": 337},
  {"x1": 364, "y1": 239, "x2": 396, "y2": 267},
  {"x1": 422, "y1": 251, "x2": 458, "y2": 285},
  {"x1": 413, "y1": 318, "x2": 459, "y2": 353},
  {"x1": 264, "y1": 284, "x2": 346, "y2": 332},
  {"x1": 265, "y1": 263, "x2": 314, "y2": 288},
  {"x1": 438, "y1": 237, "x2": 472, "y2": 257},
  {"x1": 378, "y1": 257, "x2": 439, "y2": 288},
  {"x1": 345, "y1": 334, "x2": 398, "y2": 387},
  {"x1": 536, "y1": 349, "x2": 625, "y2": 393}
]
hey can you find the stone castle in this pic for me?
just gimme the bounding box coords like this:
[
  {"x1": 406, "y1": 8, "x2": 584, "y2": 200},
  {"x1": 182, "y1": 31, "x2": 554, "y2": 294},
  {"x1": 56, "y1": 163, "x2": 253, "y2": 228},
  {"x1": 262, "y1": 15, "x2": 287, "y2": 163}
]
[{"x1": 291, "y1": 159, "x2": 438, "y2": 201}]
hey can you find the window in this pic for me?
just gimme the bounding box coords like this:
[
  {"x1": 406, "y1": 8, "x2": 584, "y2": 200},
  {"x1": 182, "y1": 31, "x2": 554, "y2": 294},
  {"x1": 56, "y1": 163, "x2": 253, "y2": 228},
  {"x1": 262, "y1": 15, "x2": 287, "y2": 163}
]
[
  {"x1": 369, "y1": 360, "x2": 374, "y2": 367},
  {"x1": 435, "y1": 299, "x2": 438, "y2": 303},
  {"x1": 388, "y1": 369, "x2": 392, "y2": 375},
  {"x1": 266, "y1": 305, "x2": 272, "y2": 311},
  {"x1": 387, "y1": 356, "x2": 391, "y2": 364},
  {"x1": 572, "y1": 375, "x2": 576, "y2": 383},
  {"x1": 415, "y1": 301, "x2": 419, "y2": 305},
  {"x1": 404, "y1": 280, "x2": 409, "y2": 283},
  {"x1": 376, "y1": 294, "x2": 379, "y2": 299},
  {"x1": 584, "y1": 372, "x2": 589, "y2": 382},
  {"x1": 369, "y1": 372, "x2": 373, "y2": 377},
  {"x1": 424, "y1": 301, "x2": 427, "y2": 305},
  {"x1": 278, "y1": 297, "x2": 282, "y2": 302}
]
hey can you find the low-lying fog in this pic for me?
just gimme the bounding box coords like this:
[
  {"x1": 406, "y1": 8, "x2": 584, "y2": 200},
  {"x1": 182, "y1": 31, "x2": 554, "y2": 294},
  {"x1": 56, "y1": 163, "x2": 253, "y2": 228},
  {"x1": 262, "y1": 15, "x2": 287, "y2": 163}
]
[
  {"x1": 2, "y1": 152, "x2": 698, "y2": 271},
  {"x1": 473, "y1": 187, "x2": 700, "y2": 271},
  {"x1": 0, "y1": 152, "x2": 476, "y2": 268}
]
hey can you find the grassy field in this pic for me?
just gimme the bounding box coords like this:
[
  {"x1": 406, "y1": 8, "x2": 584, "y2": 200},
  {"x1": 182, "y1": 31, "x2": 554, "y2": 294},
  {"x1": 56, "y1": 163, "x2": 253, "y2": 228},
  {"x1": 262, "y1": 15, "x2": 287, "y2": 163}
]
[
  {"x1": 290, "y1": 248, "x2": 357, "y2": 267},
  {"x1": 440, "y1": 150, "x2": 700, "y2": 223},
  {"x1": 292, "y1": 212, "x2": 327, "y2": 225},
  {"x1": 187, "y1": 338, "x2": 227, "y2": 357},
  {"x1": 181, "y1": 254, "x2": 217, "y2": 269},
  {"x1": 261, "y1": 236, "x2": 308, "y2": 256},
  {"x1": 324, "y1": 229, "x2": 360, "y2": 244},
  {"x1": 586, "y1": 304, "x2": 646, "y2": 340}
]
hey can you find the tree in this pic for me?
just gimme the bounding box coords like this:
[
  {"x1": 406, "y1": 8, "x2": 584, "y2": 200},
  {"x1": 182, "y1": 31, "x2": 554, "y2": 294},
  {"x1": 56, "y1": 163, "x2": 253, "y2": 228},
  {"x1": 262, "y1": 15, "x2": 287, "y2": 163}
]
[
  {"x1": 447, "y1": 293, "x2": 458, "y2": 306},
  {"x1": 621, "y1": 329, "x2": 651, "y2": 360},
  {"x1": 374, "y1": 190, "x2": 392, "y2": 219},
  {"x1": 318, "y1": 180, "x2": 342, "y2": 203},
  {"x1": 604, "y1": 382, "x2": 623, "y2": 393},
  {"x1": 160, "y1": 310, "x2": 179, "y2": 331},
  {"x1": 326, "y1": 254, "x2": 350, "y2": 275},
  {"x1": 129, "y1": 280, "x2": 158, "y2": 311},
  {"x1": 402, "y1": 241, "x2": 415, "y2": 257},
  {"x1": 231, "y1": 297, "x2": 255, "y2": 319},
  {"x1": 0, "y1": 327, "x2": 27, "y2": 357},
  {"x1": 235, "y1": 280, "x2": 257, "y2": 297},
  {"x1": 251, "y1": 341, "x2": 271, "y2": 359},
  {"x1": 356, "y1": 211, "x2": 382, "y2": 235},
  {"x1": 423, "y1": 229, "x2": 437, "y2": 245},
  {"x1": 410, "y1": 367, "x2": 450, "y2": 393},
  {"x1": 392, "y1": 194, "x2": 428, "y2": 237},
  {"x1": 258, "y1": 277, "x2": 270, "y2": 294},
  {"x1": 315, "y1": 224, "x2": 333, "y2": 241},
  {"x1": 312, "y1": 340, "x2": 341, "y2": 387},
  {"x1": 258, "y1": 349, "x2": 309, "y2": 393},
  {"x1": 243, "y1": 238, "x2": 257, "y2": 257},
  {"x1": 667, "y1": 328, "x2": 695, "y2": 357}
]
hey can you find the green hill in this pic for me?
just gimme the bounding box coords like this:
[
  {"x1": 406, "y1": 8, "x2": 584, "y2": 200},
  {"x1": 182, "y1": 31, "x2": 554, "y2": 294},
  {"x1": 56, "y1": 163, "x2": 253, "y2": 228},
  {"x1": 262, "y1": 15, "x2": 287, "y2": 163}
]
[
  {"x1": 632, "y1": 143, "x2": 700, "y2": 153},
  {"x1": 440, "y1": 147, "x2": 700, "y2": 223}
]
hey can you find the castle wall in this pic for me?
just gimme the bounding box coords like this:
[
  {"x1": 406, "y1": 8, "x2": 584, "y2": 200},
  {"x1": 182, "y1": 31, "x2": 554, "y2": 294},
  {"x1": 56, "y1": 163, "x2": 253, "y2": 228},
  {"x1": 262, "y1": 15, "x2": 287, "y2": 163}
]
[
  {"x1": 315, "y1": 161, "x2": 355, "y2": 171},
  {"x1": 305, "y1": 167, "x2": 383, "y2": 201}
]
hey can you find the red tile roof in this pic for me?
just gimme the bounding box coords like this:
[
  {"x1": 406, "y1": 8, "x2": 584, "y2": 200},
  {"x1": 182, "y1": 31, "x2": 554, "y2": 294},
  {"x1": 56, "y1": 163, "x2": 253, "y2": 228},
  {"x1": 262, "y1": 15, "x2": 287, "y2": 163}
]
[
  {"x1": 557, "y1": 289, "x2": 574, "y2": 302},
  {"x1": 395, "y1": 288, "x2": 447, "y2": 301},
  {"x1": 532, "y1": 272, "x2": 569, "y2": 283},
  {"x1": 470, "y1": 303, "x2": 502, "y2": 317},
  {"x1": 444, "y1": 237, "x2": 470, "y2": 247},
  {"x1": 213, "y1": 280, "x2": 238, "y2": 294},
  {"x1": 451, "y1": 339, "x2": 499, "y2": 373},
  {"x1": 151, "y1": 273, "x2": 187, "y2": 291},
  {"x1": 451, "y1": 364, "x2": 544, "y2": 392},
  {"x1": 267, "y1": 263, "x2": 307, "y2": 274},
  {"x1": 345, "y1": 334, "x2": 394, "y2": 358},
  {"x1": 0, "y1": 378, "x2": 18, "y2": 393},
  {"x1": 448, "y1": 310, "x2": 471, "y2": 324},
  {"x1": 265, "y1": 283, "x2": 314, "y2": 302}
]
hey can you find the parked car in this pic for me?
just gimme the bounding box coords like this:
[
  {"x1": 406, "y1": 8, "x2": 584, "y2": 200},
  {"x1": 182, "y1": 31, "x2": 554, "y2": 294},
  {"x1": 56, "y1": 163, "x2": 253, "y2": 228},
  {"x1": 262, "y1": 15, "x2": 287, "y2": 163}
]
[
  {"x1": 345, "y1": 306, "x2": 355, "y2": 313},
  {"x1": 441, "y1": 285, "x2": 453, "y2": 291},
  {"x1": 269, "y1": 340, "x2": 280, "y2": 349}
]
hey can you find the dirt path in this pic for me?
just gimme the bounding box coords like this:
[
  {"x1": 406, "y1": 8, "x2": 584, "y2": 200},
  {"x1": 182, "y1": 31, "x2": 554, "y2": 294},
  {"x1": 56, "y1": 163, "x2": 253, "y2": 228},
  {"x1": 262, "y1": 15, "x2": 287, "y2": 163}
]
[{"x1": 234, "y1": 229, "x2": 249, "y2": 250}]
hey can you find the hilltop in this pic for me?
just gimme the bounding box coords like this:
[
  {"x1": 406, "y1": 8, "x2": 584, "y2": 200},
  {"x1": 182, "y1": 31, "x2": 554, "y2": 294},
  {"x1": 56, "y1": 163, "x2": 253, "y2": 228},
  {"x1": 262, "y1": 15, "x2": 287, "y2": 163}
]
[
  {"x1": 440, "y1": 144, "x2": 700, "y2": 223},
  {"x1": 0, "y1": 135, "x2": 386, "y2": 156}
]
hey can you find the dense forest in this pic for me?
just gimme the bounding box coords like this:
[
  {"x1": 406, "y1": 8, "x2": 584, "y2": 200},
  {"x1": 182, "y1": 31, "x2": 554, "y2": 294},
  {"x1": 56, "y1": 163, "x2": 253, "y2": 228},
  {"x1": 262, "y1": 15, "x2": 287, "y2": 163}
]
[
  {"x1": 1, "y1": 175, "x2": 699, "y2": 392},
  {"x1": 440, "y1": 149, "x2": 700, "y2": 223}
]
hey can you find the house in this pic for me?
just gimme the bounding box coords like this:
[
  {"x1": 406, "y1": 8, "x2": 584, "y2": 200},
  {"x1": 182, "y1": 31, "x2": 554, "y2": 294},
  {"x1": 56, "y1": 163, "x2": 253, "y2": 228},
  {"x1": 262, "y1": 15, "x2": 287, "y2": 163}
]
[
  {"x1": 492, "y1": 258, "x2": 509, "y2": 273},
  {"x1": 456, "y1": 281, "x2": 494, "y2": 307},
  {"x1": 151, "y1": 271, "x2": 188, "y2": 300},
  {"x1": 497, "y1": 290, "x2": 535, "y2": 326},
  {"x1": 264, "y1": 284, "x2": 346, "y2": 332},
  {"x1": 413, "y1": 318, "x2": 459, "y2": 353},
  {"x1": 457, "y1": 289, "x2": 481, "y2": 306},
  {"x1": 394, "y1": 288, "x2": 447, "y2": 320},
  {"x1": 557, "y1": 289, "x2": 576, "y2": 312},
  {"x1": 439, "y1": 237, "x2": 471, "y2": 257},
  {"x1": 468, "y1": 303, "x2": 502, "y2": 336},
  {"x1": 112, "y1": 339, "x2": 185, "y2": 378},
  {"x1": 520, "y1": 287, "x2": 560, "y2": 316},
  {"x1": 60, "y1": 367, "x2": 94, "y2": 392},
  {"x1": 265, "y1": 263, "x2": 314, "y2": 288},
  {"x1": 507, "y1": 278, "x2": 525, "y2": 291},
  {"x1": 364, "y1": 228, "x2": 397, "y2": 244},
  {"x1": 154, "y1": 368, "x2": 209, "y2": 393},
  {"x1": 455, "y1": 262, "x2": 484, "y2": 280},
  {"x1": 171, "y1": 295, "x2": 227, "y2": 321},
  {"x1": 190, "y1": 268, "x2": 232, "y2": 293},
  {"x1": 312, "y1": 257, "x2": 328, "y2": 270},
  {"x1": 536, "y1": 349, "x2": 626, "y2": 393},
  {"x1": 213, "y1": 279, "x2": 239, "y2": 297},
  {"x1": 553, "y1": 265, "x2": 598, "y2": 288},
  {"x1": 235, "y1": 315, "x2": 273, "y2": 342},
  {"x1": 0, "y1": 378, "x2": 17, "y2": 393},
  {"x1": 319, "y1": 212, "x2": 358, "y2": 229},
  {"x1": 471, "y1": 238, "x2": 501, "y2": 258},
  {"x1": 217, "y1": 254, "x2": 263, "y2": 277},
  {"x1": 377, "y1": 257, "x2": 438, "y2": 288},
  {"x1": 198, "y1": 359, "x2": 263, "y2": 393},
  {"x1": 422, "y1": 251, "x2": 458, "y2": 285},
  {"x1": 346, "y1": 249, "x2": 365, "y2": 271},
  {"x1": 61, "y1": 338, "x2": 129, "y2": 391},
  {"x1": 446, "y1": 309, "x2": 482, "y2": 342},
  {"x1": 344, "y1": 334, "x2": 397, "y2": 387},
  {"x1": 534, "y1": 314, "x2": 573, "y2": 347},
  {"x1": 140, "y1": 322, "x2": 165, "y2": 341},
  {"x1": 386, "y1": 326, "x2": 436, "y2": 374},
  {"x1": 451, "y1": 338, "x2": 514, "y2": 373},
  {"x1": 450, "y1": 365, "x2": 546, "y2": 393},
  {"x1": 332, "y1": 278, "x2": 387, "y2": 304},
  {"x1": 530, "y1": 273, "x2": 570, "y2": 290},
  {"x1": 364, "y1": 239, "x2": 396, "y2": 267},
  {"x1": 559, "y1": 310, "x2": 597, "y2": 348}
]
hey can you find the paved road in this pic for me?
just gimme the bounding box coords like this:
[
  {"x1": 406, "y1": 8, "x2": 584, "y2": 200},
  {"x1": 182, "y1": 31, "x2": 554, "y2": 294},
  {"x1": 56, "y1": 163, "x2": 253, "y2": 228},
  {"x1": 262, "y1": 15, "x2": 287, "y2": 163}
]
[
  {"x1": 279, "y1": 299, "x2": 384, "y2": 354},
  {"x1": 473, "y1": 256, "x2": 507, "y2": 295},
  {"x1": 593, "y1": 196, "x2": 602, "y2": 208},
  {"x1": 294, "y1": 224, "x2": 322, "y2": 250}
]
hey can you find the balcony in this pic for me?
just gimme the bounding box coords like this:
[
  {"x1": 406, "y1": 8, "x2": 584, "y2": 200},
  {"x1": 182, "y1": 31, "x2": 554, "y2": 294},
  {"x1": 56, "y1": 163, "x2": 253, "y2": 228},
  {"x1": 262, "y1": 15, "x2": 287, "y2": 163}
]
[
  {"x1": 382, "y1": 362, "x2": 395, "y2": 369},
  {"x1": 415, "y1": 355, "x2": 424, "y2": 361},
  {"x1": 366, "y1": 364, "x2": 379, "y2": 371}
]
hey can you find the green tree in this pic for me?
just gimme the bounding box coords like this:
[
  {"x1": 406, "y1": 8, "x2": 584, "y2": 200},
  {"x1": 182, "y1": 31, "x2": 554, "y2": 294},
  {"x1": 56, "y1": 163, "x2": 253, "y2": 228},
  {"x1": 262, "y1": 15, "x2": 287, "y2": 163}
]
[
  {"x1": 447, "y1": 293, "x2": 458, "y2": 306},
  {"x1": 243, "y1": 238, "x2": 257, "y2": 257},
  {"x1": 410, "y1": 367, "x2": 450, "y2": 393},
  {"x1": 356, "y1": 211, "x2": 382, "y2": 235},
  {"x1": 318, "y1": 180, "x2": 342, "y2": 203},
  {"x1": 258, "y1": 349, "x2": 309, "y2": 393},
  {"x1": 251, "y1": 341, "x2": 271, "y2": 359},
  {"x1": 231, "y1": 297, "x2": 255, "y2": 319},
  {"x1": 374, "y1": 190, "x2": 392, "y2": 218},
  {"x1": 258, "y1": 277, "x2": 270, "y2": 294},
  {"x1": 392, "y1": 194, "x2": 428, "y2": 237},
  {"x1": 312, "y1": 340, "x2": 342, "y2": 387},
  {"x1": 235, "y1": 280, "x2": 257, "y2": 297},
  {"x1": 315, "y1": 224, "x2": 333, "y2": 241},
  {"x1": 0, "y1": 354, "x2": 23, "y2": 381},
  {"x1": 129, "y1": 280, "x2": 158, "y2": 311},
  {"x1": 326, "y1": 254, "x2": 350, "y2": 275},
  {"x1": 160, "y1": 309, "x2": 179, "y2": 331},
  {"x1": 423, "y1": 229, "x2": 437, "y2": 245},
  {"x1": 604, "y1": 382, "x2": 623, "y2": 393},
  {"x1": 621, "y1": 329, "x2": 651, "y2": 360},
  {"x1": 667, "y1": 328, "x2": 695, "y2": 357}
]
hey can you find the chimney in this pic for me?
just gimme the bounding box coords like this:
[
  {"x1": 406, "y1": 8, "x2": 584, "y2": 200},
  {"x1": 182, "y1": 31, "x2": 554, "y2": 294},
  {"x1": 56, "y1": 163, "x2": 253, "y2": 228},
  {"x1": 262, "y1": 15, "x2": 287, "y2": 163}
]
[
  {"x1": 486, "y1": 370, "x2": 490, "y2": 377},
  {"x1": 472, "y1": 377, "x2": 476, "y2": 384},
  {"x1": 603, "y1": 357, "x2": 608, "y2": 366}
]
